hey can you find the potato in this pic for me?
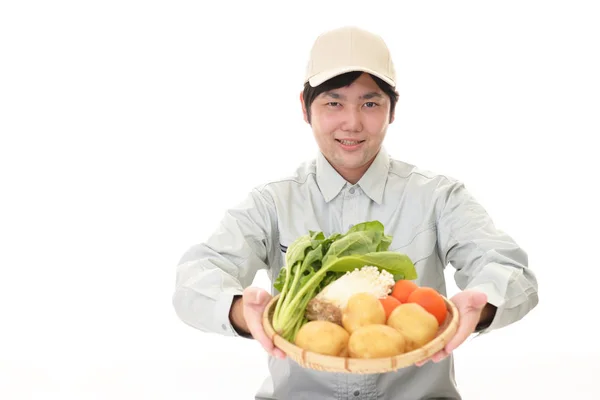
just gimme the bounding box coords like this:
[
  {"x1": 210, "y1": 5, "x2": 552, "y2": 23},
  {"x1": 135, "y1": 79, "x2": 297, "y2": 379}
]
[
  {"x1": 348, "y1": 324, "x2": 406, "y2": 358},
  {"x1": 339, "y1": 346, "x2": 349, "y2": 357},
  {"x1": 386, "y1": 303, "x2": 439, "y2": 351},
  {"x1": 294, "y1": 320, "x2": 350, "y2": 356},
  {"x1": 342, "y1": 292, "x2": 386, "y2": 334}
]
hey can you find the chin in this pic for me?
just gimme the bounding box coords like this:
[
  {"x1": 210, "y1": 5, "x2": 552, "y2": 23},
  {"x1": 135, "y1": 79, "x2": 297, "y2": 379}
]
[{"x1": 338, "y1": 159, "x2": 367, "y2": 170}]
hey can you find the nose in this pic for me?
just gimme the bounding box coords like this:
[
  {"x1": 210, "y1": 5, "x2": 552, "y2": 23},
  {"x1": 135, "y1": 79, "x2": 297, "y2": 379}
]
[{"x1": 341, "y1": 107, "x2": 363, "y2": 132}]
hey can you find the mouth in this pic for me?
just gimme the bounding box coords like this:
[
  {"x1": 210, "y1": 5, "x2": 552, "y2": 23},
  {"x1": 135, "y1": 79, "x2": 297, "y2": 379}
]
[{"x1": 335, "y1": 139, "x2": 366, "y2": 146}]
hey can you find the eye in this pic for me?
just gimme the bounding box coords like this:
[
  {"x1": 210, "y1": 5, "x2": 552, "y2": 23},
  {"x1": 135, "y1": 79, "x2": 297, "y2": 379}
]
[
  {"x1": 327, "y1": 102, "x2": 341, "y2": 107},
  {"x1": 364, "y1": 102, "x2": 378, "y2": 108}
]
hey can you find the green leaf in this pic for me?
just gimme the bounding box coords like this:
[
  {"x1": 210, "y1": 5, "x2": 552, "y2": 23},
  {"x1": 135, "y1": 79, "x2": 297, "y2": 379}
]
[
  {"x1": 324, "y1": 251, "x2": 417, "y2": 280},
  {"x1": 273, "y1": 266, "x2": 287, "y2": 293},
  {"x1": 311, "y1": 230, "x2": 325, "y2": 241},
  {"x1": 275, "y1": 243, "x2": 325, "y2": 328},
  {"x1": 327, "y1": 232, "x2": 343, "y2": 241},
  {"x1": 322, "y1": 230, "x2": 381, "y2": 263},
  {"x1": 273, "y1": 234, "x2": 313, "y2": 328},
  {"x1": 377, "y1": 233, "x2": 393, "y2": 252},
  {"x1": 307, "y1": 245, "x2": 324, "y2": 267},
  {"x1": 284, "y1": 234, "x2": 313, "y2": 269},
  {"x1": 299, "y1": 264, "x2": 317, "y2": 288},
  {"x1": 346, "y1": 220, "x2": 385, "y2": 234}
]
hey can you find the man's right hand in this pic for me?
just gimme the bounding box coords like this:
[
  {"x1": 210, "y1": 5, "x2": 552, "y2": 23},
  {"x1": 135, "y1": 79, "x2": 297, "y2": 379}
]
[{"x1": 229, "y1": 286, "x2": 286, "y2": 359}]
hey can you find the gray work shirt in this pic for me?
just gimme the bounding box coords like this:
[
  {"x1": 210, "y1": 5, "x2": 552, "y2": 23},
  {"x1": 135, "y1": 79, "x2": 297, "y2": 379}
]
[{"x1": 172, "y1": 147, "x2": 538, "y2": 399}]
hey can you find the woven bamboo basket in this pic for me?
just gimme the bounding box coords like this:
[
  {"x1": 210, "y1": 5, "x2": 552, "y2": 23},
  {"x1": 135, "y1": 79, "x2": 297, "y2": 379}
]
[{"x1": 262, "y1": 294, "x2": 459, "y2": 374}]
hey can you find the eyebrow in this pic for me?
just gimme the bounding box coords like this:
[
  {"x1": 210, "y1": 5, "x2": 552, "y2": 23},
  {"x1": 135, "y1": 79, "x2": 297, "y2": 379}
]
[
  {"x1": 324, "y1": 91, "x2": 384, "y2": 100},
  {"x1": 360, "y1": 92, "x2": 383, "y2": 100}
]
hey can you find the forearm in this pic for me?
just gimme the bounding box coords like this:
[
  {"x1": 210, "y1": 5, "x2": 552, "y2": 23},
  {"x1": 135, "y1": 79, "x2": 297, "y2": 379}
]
[
  {"x1": 476, "y1": 303, "x2": 497, "y2": 331},
  {"x1": 435, "y1": 178, "x2": 539, "y2": 334},
  {"x1": 466, "y1": 263, "x2": 538, "y2": 333},
  {"x1": 172, "y1": 253, "x2": 246, "y2": 336},
  {"x1": 172, "y1": 188, "x2": 278, "y2": 337}
]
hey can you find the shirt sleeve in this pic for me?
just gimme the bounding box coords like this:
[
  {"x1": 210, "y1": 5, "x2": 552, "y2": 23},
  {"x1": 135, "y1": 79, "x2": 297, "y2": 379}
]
[
  {"x1": 172, "y1": 187, "x2": 279, "y2": 338},
  {"x1": 434, "y1": 178, "x2": 539, "y2": 335}
]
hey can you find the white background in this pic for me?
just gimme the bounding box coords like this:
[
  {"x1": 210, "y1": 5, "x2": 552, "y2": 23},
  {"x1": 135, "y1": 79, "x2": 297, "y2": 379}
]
[{"x1": 1, "y1": 1, "x2": 599, "y2": 399}]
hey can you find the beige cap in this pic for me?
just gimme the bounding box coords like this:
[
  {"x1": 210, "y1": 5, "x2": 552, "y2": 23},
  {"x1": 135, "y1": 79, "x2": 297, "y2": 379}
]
[{"x1": 304, "y1": 26, "x2": 396, "y2": 88}]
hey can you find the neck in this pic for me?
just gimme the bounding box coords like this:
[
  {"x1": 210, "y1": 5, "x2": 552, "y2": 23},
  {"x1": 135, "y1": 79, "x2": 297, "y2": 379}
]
[{"x1": 334, "y1": 156, "x2": 377, "y2": 185}]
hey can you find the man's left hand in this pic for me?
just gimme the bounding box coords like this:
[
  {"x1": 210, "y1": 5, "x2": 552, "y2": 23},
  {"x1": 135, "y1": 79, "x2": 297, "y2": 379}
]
[{"x1": 416, "y1": 290, "x2": 489, "y2": 366}]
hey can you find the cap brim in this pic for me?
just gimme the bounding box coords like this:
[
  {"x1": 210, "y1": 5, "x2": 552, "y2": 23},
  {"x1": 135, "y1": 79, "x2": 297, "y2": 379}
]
[{"x1": 307, "y1": 66, "x2": 396, "y2": 88}]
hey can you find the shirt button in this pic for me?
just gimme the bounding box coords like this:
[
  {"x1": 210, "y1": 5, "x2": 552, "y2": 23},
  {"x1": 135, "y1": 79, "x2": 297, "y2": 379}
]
[
  {"x1": 221, "y1": 324, "x2": 227, "y2": 331},
  {"x1": 353, "y1": 390, "x2": 360, "y2": 396},
  {"x1": 349, "y1": 187, "x2": 355, "y2": 194}
]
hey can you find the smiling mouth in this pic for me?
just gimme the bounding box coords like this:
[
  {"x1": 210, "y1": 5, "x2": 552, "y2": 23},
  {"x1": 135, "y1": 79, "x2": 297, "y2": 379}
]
[{"x1": 336, "y1": 139, "x2": 366, "y2": 145}]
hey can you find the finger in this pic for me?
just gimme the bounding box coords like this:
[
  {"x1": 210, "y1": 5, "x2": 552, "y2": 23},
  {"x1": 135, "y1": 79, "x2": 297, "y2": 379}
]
[
  {"x1": 444, "y1": 309, "x2": 481, "y2": 354},
  {"x1": 431, "y1": 349, "x2": 448, "y2": 363},
  {"x1": 243, "y1": 289, "x2": 273, "y2": 346},
  {"x1": 415, "y1": 357, "x2": 430, "y2": 367},
  {"x1": 243, "y1": 289, "x2": 286, "y2": 359},
  {"x1": 245, "y1": 308, "x2": 282, "y2": 358},
  {"x1": 273, "y1": 348, "x2": 286, "y2": 359},
  {"x1": 416, "y1": 348, "x2": 445, "y2": 367},
  {"x1": 470, "y1": 291, "x2": 488, "y2": 308}
]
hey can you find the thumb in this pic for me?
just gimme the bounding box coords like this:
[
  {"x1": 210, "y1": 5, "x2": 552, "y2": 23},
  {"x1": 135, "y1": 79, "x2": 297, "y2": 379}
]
[
  {"x1": 243, "y1": 287, "x2": 270, "y2": 307},
  {"x1": 470, "y1": 291, "x2": 488, "y2": 309}
]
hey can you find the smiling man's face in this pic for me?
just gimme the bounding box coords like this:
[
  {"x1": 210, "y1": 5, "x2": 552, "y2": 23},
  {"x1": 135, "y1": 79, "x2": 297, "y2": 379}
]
[{"x1": 302, "y1": 73, "x2": 394, "y2": 184}]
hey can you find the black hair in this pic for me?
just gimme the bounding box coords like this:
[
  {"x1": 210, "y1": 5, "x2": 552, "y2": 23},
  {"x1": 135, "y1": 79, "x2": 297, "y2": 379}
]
[{"x1": 302, "y1": 71, "x2": 399, "y2": 124}]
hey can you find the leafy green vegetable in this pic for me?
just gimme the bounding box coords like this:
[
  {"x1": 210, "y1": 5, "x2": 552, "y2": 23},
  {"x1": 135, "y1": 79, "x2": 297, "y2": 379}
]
[
  {"x1": 346, "y1": 220, "x2": 392, "y2": 252},
  {"x1": 324, "y1": 252, "x2": 417, "y2": 280},
  {"x1": 272, "y1": 234, "x2": 314, "y2": 324},
  {"x1": 271, "y1": 221, "x2": 417, "y2": 342}
]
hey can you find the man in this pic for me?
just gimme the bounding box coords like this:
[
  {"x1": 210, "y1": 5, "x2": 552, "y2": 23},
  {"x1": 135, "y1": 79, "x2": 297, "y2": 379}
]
[{"x1": 172, "y1": 26, "x2": 539, "y2": 399}]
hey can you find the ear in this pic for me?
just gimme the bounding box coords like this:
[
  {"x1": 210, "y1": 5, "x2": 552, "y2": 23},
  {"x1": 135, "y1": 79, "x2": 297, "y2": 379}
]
[
  {"x1": 299, "y1": 91, "x2": 309, "y2": 124},
  {"x1": 389, "y1": 111, "x2": 395, "y2": 124}
]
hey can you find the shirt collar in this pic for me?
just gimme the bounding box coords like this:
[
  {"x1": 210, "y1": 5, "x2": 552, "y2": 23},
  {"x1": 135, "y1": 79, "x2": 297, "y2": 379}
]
[
  {"x1": 356, "y1": 147, "x2": 390, "y2": 204},
  {"x1": 316, "y1": 151, "x2": 348, "y2": 203},
  {"x1": 316, "y1": 147, "x2": 391, "y2": 204}
]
